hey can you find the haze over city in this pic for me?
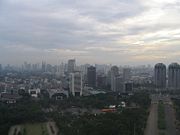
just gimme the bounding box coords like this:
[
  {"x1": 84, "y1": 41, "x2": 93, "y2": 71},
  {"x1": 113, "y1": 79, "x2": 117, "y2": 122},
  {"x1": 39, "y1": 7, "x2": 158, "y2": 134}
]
[{"x1": 1, "y1": 0, "x2": 180, "y2": 65}]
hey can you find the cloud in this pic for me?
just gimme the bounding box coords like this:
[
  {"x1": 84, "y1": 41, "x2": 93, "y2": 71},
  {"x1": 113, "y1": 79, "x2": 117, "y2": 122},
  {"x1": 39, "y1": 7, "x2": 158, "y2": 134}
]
[{"x1": 0, "y1": 0, "x2": 180, "y2": 65}]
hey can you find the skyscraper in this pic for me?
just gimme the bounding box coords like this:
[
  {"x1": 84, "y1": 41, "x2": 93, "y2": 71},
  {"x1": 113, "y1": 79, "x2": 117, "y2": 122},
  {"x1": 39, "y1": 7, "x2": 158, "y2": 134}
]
[
  {"x1": 115, "y1": 76, "x2": 124, "y2": 92},
  {"x1": 168, "y1": 63, "x2": 180, "y2": 89},
  {"x1": 0, "y1": 64, "x2": 2, "y2": 73},
  {"x1": 69, "y1": 72, "x2": 83, "y2": 96},
  {"x1": 68, "y1": 59, "x2": 76, "y2": 73},
  {"x1": 87, "y1": 66, "x2": 96, "y2": 88},
  {"x1": 154, "y1": 63, "x2": 166, "y2": 89},
  {"x1": 123, "y1": 68, "x2": 131, "y2": 81},
  {"x1": 110, "y1": 66, "x2": 119, "y2": 91},
  {"x1": 42, "y1": 61, "x2": 46, "y2": 72}
]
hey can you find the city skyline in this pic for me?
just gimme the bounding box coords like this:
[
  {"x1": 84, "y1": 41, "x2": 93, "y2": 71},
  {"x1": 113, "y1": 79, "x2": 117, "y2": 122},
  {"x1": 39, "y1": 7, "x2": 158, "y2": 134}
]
[{"x1": 1, "y1": 0, "x2": 180, "y2": 65}]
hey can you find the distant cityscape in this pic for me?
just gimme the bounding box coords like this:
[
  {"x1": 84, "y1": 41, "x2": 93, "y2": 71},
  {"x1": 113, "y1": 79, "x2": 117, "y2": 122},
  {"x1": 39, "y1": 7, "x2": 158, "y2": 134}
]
[
  {"x1": 0, "y1": 59, "x2": 180, "y2": 104},
  {"x1": 0, "y1": 59, "x2": 153, "y2": 102},
  {"x1": 1, "y1": 60, "x2": 180, "y2": 135}
]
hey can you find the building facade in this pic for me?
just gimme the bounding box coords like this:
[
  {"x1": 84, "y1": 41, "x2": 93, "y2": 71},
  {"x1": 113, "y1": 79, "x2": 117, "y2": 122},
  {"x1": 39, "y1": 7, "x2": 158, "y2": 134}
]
[
  {"x1": 154, "y1": 63, "x2": 166, "y2": 89},
  {"x1": 69, "y1": 72, "x2": 83, "y2": 96},
  {"x1": 110, "y1": 66, "x2": 119, "y2": 91},
  {"x1": 68, "y1": 59, "x2": 76, "y2": 73},
  {"x1": 87, "y1": 66, "x2": 96, "y2": 88},
  {"x1": 123, "y1": 68, "x2": 131, "y2": 81},
  {"x1": 168, "y1": 63, "x2": 180, "y2": 90}
]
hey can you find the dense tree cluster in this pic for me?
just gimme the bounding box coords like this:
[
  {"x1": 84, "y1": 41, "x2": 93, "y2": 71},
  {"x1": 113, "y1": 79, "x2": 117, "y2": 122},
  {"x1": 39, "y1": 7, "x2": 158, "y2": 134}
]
[
  {"x1": 43, "y1": 92, "x2": 124, "y2": 109},
  {"x1": 173, "y1": 98, "x2": 180, "y2": 121},
  {"x1": 53, "y1": 92, "x2": 150, "y2": 135},
  {"x1": 53, "y1": 108, "x2": 148, "y2": 135},
  {"x1": 0, "y1": 98, "x2": 46, "y2": 135},
  {"x1": 0, "y1": 91, "x2": 151, "y2": 135}
]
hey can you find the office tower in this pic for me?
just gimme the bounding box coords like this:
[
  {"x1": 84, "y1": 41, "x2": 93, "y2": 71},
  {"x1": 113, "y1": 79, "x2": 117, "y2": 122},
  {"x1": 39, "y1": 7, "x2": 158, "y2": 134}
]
[
  {"x1": 154, "y1": 63, "x2": 166, "y2": 89},
  {"x1": 69, "y1": 72, "x2": 83, "y2": 96},
  {"x1": 87, "y1": 66, "x2": 96, "y2": 88},
  {"x1": 111, "y1": 66, "x2": 119, "y2": 91},
  {"x1": 0, "y1": 64, "x2": 2, "y2": 73},
  {"x1": 68, "y1": 59, "x2": 76, "y2": 73},
  {"x1": 123, "y1": 68, "x2": 131, "y2": 81},
  {"x1": 32, "y1": 64, "x2": 38, "y2": 71},
  {"x1": 125, "y1": 82, "x2": 133, "y2": 92},
  {"x1": 23, "y1": 62, "x2": 31, "y2": 71},
  {"x1": 59, "y1": 62, "x2": 65, "y2": 76},
  {"x1": 115, "y1": 76, "x2": 124, "y2": 92},
  {"x1": 106, "y1": 70, "x2": 111, "y2": 86},
  {"x1": 46, "y1": 64, "x2": 53, "y2": 72},
  {"x1": 97, "y1": 75, "x2": 107, "y2": 89},
  {"x1": 42, "y1": 61, "x2": 46, "y2": 72},
  {"x1": 168, "y1": 63, "x2": 180, "y2": 89}
]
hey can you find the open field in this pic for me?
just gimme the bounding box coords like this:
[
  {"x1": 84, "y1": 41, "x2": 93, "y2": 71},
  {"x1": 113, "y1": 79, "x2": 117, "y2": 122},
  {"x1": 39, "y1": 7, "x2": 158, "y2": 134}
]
[
  {"x1": 9, "y1": 123, "x2": 49, "y2": 135},
  {"x1": 22, "y1": 123, "x2": 48, "y2": 135}
]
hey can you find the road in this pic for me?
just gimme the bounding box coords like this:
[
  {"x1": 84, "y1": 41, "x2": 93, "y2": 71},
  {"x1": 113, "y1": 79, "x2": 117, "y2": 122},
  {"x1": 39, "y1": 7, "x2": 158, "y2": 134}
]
[
  {"x1": 144, "y1": 96, "x2": 158, "y2": 135},
  {"x1": 8, "y1": 125, "x2": 21, "y2": 135},
  {"x1": 46, "y1": 121, "x2": 59, "y2": 135},
  {"x1": 164, "y1": 98, "x2": 177, "y2": 135},
  {"x1": 144, "y1": 104, "x2": 158, "y2": 135},
  {"x1": 145, "y1": 94, "x2": 178, "y2": 135}
]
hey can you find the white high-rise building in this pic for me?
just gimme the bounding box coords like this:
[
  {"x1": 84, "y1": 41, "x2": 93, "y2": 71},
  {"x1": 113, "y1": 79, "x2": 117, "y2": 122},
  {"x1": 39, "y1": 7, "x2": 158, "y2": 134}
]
[{"x1": 69, "y1": 72, "x2": 83, "y2": 96}]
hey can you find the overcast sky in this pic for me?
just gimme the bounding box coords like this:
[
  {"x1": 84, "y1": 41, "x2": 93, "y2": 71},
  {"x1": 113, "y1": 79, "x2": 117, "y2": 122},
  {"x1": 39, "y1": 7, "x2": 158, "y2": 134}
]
[{"x1": 0, "y1": 0, "x2": 180, "y2": 65}]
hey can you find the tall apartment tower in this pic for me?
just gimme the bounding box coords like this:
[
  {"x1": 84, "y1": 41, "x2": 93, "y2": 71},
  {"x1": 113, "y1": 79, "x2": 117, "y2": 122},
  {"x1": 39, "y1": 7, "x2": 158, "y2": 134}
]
[
  {"x1": 110, "y1": 66, "x2": 119, "y2": 91},
  {"x1": 69, "y1": 72, "x2": 83, "y2": 96},
  {"x1": 154, "y1": 63, "x2": 166, "y2": 89},
  {"x1": 87, "y1": 66, "x2": 96, "y2": 88},
  {"x1": 168, "y1": 63, "x2": 180, "y2": 90},
  {"x1": 68, "y1": 59, "x2": 76, "y2": 73}
]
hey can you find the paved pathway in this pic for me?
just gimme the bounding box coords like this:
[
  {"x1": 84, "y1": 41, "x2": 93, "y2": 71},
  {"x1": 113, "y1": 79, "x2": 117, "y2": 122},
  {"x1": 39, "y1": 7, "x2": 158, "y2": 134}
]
[
  {"x1": 145, "y1": 94, "x2": 179, "y2": 135},
  {"x1": 164, "y1": 102, "x2": 177, "y2": 135},
  {"x1": 144, "y1": 104, "x2": 158, "y2": 135},
  {"x1": 8, "y1": 125, "x2": 21, "y2": 135},
  {"x1": 46, "y1": 122, "x2": 59, "y2": 135}
]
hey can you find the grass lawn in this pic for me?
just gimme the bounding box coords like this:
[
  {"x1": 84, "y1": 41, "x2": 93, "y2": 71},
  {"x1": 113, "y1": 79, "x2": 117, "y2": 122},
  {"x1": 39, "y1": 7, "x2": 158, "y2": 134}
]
[{"x1": 22, "y1": 123, "x2": 48, "y2": 135}]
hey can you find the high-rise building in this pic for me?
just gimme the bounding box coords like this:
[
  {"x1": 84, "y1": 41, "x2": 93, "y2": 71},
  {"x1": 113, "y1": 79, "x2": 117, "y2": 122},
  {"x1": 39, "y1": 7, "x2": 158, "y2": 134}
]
[
  {"x1": 115, "y1": 76, "x2": 124, "y2": 92},
  {"x1": 168, "y1": 63, "x2": 180, "y2": 89},
  {"x1": 154, "y1": 63, "x2": 166, "y2": 89},
  {"x1": 42, "y1": 61, "x2": 46, "y2": 72},
  {"x1": 123, "y1": 68, "x2": 131, "y2": 81},
  {"x1": 111, "y1": 66, "x2": 119, "y2": 91},
  {"x1": 97, "y1": 75, "x2": 107, "y2": 89},
  {"x1": 46, "y1": 64, "x2": 53, "y2": 72},
  {"x1": 0, "y1": 64, "x2": 2, "y2": 73},
  {"x1": 58, "y1": 62, "x2": 65, "y2": 76},
  {"x1": 69, "y1": 72, "x2": 83, "y2": 96},
  {"x1": 87, "y1": 66, "x2": 96, "y2": 88},
  {"x1": 68, "y1": 59, "x2": 76, "y2": 73},
  {"x1": 125, "y1": 82, "x2": 133, "y2": 92}
]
